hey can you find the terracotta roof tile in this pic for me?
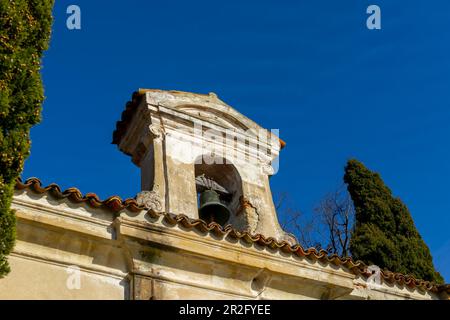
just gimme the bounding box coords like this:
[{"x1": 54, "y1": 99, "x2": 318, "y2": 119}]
[
  {"x1": 438, "y1": 284, "x2": 450, "y2": 294},
  {"x1": 15, "y1": 177, "x2": 143, "y2": 213},
  {"x1": 14, "y1": 177, "x2": 444, "y2": 294},
  {"x1": 112, "y1": 90, "x2": 143, "y2": 145}
]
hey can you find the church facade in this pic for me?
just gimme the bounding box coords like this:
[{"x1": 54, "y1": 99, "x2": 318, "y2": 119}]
[{"x1": 0, "y1": 89, "x2": 448, "y2": 300}]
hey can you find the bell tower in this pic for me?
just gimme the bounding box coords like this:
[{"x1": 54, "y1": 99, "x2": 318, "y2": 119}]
[{"x1": 113, "y1": 89, "x2": 294, "y2": 244}]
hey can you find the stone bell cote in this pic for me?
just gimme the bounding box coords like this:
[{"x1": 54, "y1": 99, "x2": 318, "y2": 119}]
[{"x1": 113, "y1": 89, "x2": 294, "y2": 243}]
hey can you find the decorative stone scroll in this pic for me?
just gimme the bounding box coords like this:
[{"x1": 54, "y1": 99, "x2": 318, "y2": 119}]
[
  {"x1": 136, "y1": 185, "x2": 163, "y2": 212},
  {"x1": 238, "y1": 195, "x2": 261, "y2": 234},
  {"x1": 149, "y1": 124, "x2": 163, "y2": 139}
]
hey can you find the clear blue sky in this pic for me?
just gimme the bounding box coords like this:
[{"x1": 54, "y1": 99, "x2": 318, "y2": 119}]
[{"x1": 23, "y1": 1, "x2": 450, "y2": 281}]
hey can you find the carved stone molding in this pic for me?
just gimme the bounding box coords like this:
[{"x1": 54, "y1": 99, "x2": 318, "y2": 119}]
[
  {"x1": 148, "y1": 124, "x2": 163, "y2": 139},
  {"x1": 238, "y1": 195, "x2": 261, "y2": 234},
  {"x1": 251, "y1": 268, "x2": 272, "y2": 296},
  {"x1": 261, "y1": 163, "x2": 275, "y2": 176},
  {"x1": 136, "y1": 186, "x2": 163, "y2": 212}
]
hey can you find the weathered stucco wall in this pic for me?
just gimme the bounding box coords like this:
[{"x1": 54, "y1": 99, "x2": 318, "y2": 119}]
[
  {"x1": 0, "y1": 188, "x2": 443, "y2": 300},
  {"x1": 0, "y1": 191, "x2": 129, "y2": 300},
  {"x1": 0, "y1": 254, "x2": 127, "y2": 300}
]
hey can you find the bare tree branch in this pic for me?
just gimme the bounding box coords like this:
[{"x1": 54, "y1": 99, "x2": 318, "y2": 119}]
[
  {"x1": 275, "y1": 186, "x2": 355, "y2": 256},
  {"x1": 276, "y1": 193, "x2": 321, "y2": 250},
  {"x1": 314, "y1": 185, "x2": 355, "y2": 257}
]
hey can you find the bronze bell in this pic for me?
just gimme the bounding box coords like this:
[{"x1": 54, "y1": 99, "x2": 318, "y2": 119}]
[{"x1": 198, "y1": 189, "x2": 231, "y2": 225}]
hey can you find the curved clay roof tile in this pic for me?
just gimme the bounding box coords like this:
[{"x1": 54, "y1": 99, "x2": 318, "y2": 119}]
[{"x1": 14, "y1": 177, "x2": 444, "y2": 293}]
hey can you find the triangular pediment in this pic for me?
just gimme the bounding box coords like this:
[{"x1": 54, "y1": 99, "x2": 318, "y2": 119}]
[
  {"x1": 113, "y1": 89, "x2": 285, "y2": 149},
  {"x1": 141, "y1": 89, "x2": 269, "y2": 136},
  {"x1": 175, "y1": 104, "x2": 254, "y2": 132}
]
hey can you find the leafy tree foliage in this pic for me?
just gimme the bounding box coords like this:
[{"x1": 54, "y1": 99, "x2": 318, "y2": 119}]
[
  {"x1": 0, "y1": 0, "x2": 53, "y2": 277},
  {"x1": 344, "y1": 159, "x2": 443, "y2": 283}
]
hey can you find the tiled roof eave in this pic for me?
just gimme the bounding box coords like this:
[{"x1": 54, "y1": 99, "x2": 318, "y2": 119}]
[
  {"x1": 15, "y1": 177, "x2": 144, "y2": 213},
  {"x1": 14, "y1": 177, "x2": 443, "y2": 294}
]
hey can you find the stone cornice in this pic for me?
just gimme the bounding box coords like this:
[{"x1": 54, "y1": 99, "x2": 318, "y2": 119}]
[{"x1": 11, "y1": 182, "x2": 445, "y2": 299}]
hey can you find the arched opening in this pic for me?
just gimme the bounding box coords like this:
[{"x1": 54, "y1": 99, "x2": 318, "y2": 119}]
[{"x1": 194, "y1": 156, "x2": 243, "y2": 226}]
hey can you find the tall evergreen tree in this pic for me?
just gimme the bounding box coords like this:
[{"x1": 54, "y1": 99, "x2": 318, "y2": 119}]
[
  {"x1": 344, "y1": 159, "x2": 443, "y2": 283},
  {"x1": 0, "y1": 0, "x2": 54, "y2": 277}
]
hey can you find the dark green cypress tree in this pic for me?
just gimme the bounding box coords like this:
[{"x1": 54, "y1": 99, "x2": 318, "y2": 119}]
[
  {"x1": 344, "y1": 159, "x2": 443, "y2": 283},
  {"x1": 0, "y1": 0, "x2": 54, "y2": 277}
]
